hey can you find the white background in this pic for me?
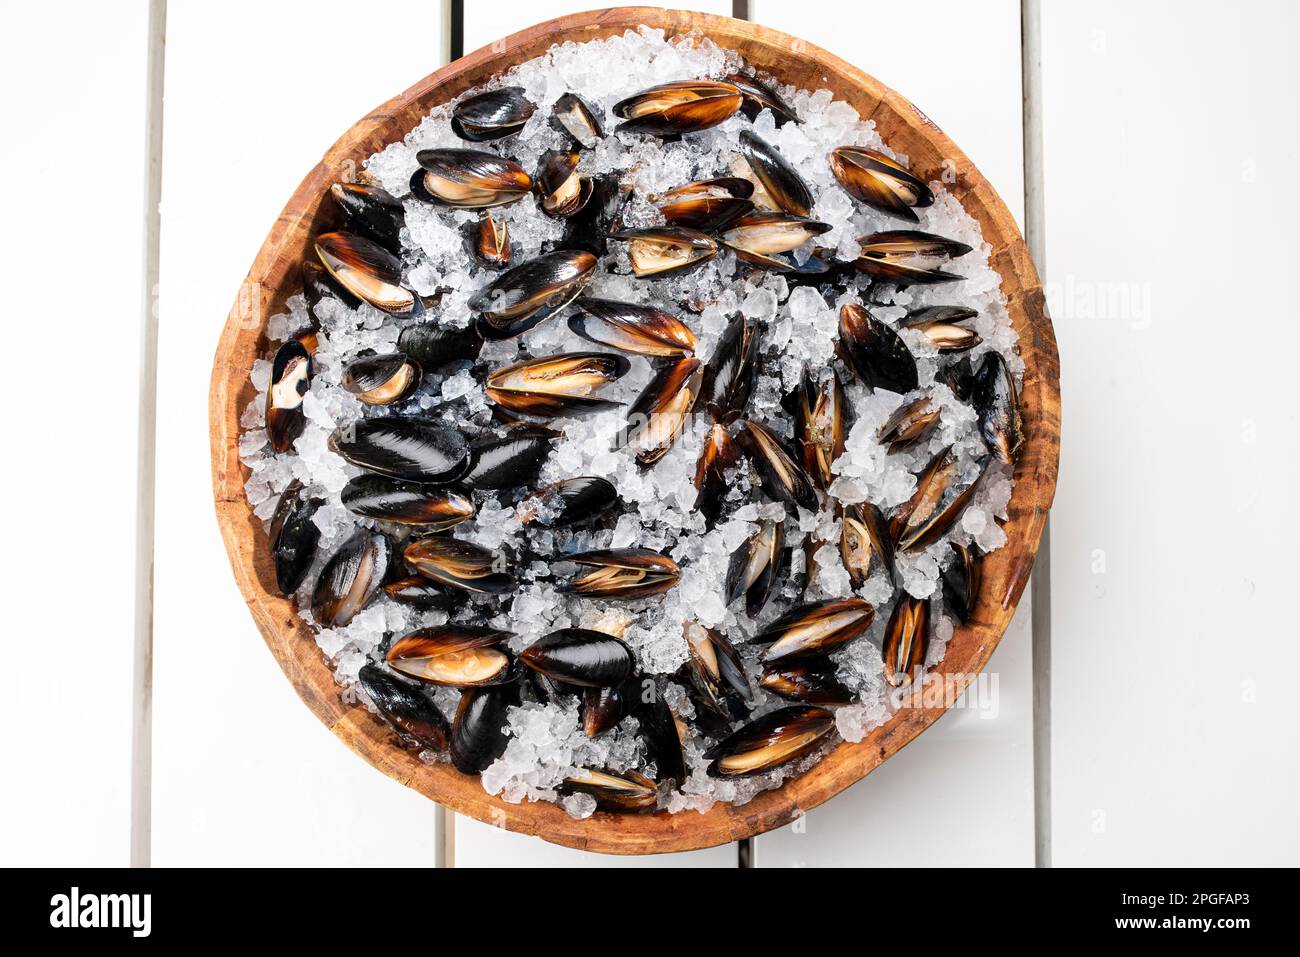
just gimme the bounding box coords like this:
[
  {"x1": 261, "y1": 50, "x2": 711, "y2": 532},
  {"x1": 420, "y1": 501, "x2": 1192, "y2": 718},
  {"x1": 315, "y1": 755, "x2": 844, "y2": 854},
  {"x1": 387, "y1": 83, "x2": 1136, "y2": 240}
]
[{"x1": 1, "y1": 0, "x2": 1295, "y2": 868}]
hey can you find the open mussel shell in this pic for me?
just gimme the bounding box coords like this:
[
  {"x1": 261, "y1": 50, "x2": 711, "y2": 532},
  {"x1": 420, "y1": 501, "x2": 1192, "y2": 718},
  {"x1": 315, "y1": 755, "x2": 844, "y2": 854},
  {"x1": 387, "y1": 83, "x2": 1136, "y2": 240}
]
[
  {"x1": 451, "y1": 683, "x2": 520, "y2": 774},
  {"x1": 303, "y1": 257, "x2": 359, "y2": 314},
  {"x1": 562, "y1": 174, "x2": 629, "y2": 257},
  {"x1": 460, "y1": 426, "x2": 555, "y2": 490},
  {"x1": 560, "y1": 768, "x2": 657, "y2": 812},
  {"x1": 838, "y1": 303, "x2": 918, "y2": 395},
  {"x1": 520, "y1": 629, "x2": 635, "y2": 688},
  {"x1": 752, "y1": 597, "x2": 875, "y2": 662},
  {"x1": 854, "y1": 230, "x2": 973, "y2": 285},
  {"x1": 357, "y1": 664, "x2": 450, "y2": 752},
  {"x1": 700, "y1": 313, "x2": 761, "y2": 424},
  {"x1": 894, "y1": 450, "x2": 991, "y2": 553},
  {"x1": 517, "y1": 476, "x2": 618, "y2": 528},
  {"x1": 877, "y1": 391, "x2": 940, "y2": 453},
  {"x1": 657, "y1": 179, "x2": 755, "y2": 231},
  {"x1": 612, "y1": 79, "x2": 742, "y2": 136},
  {"x1": 737, "y1": 419, "x2": 818, "y2": 512},
  {"x1": 569, "y1": 299, "x2": 696, "y2": 357},
  {"x1": 684, "y1": 622, "x2": 753, "y2": 719},
  {"x1": 265, "y1": 338, "x2": 312, "y2": 453},
  {"x1": 726, "y1": 519, "x2": 786, "y2": 618},
  {"x1": 829, "y1": 147, "x2": 934, "y2": 222},
  {"x1": 383, "y1": 576, "x2": 463, "y2": 612},
  {"x1": 329, "y1": 417, "x2": 469, "y2": 483},
  {"x1": 840, "y1": 501, "x2": 896, "y2": 587},
  {"x1": 468, "y1": 249, "x2": 597, "y2": 339},
  {"x1": 972, "y1": 351, "x2": 1024, "y2": 464},
  {"x1": 268, "y1": 480, "x2": 321, "y2": 595},
  {"x1": 792, "y1": 367, "x2": 845, "y2": 491},
  {"x1": 386, "y1": 625, "x2": 516, "y2": 687},
  {"x1": 535, "y1": 149, "x2": 593, "y2": 219},
  {"x1": 311, "y1": 531, "x2": 391, "y2": 628},
  {"x1": 618, "y1": 356, "x2": 703, "y2": 467},
  {"x1": 315, "y1": 231, "x2": 417, "y2": 316},
  {"x1": 720, "y1": 210, "x2": 832, "y2": 271},
  {"x1": 725, "y1": 73, "x2": 799, "y2": 125},
  {"x1": 341, "y1": 353, "x2": 421, "y2": 406},
  {"x1": 629, "y1": 680, "x2": 686, "y2": 784},
  {"x1": 403, "y1": 536, "x2": 514, "y2": 595},
  {"x1": 451, "y1": 86, "x2": 535, "y2": 141},
  {"x1": 485, "y1": 352, "x2": 629, "y2": 418},
  {"x1": 340, "y1": 475, "x2": 473, "y2": 529},
  {"x1": 705, "y1": 705, "x2": 835, "y2": 777},
  {"x1": 557, "y1": 548, "x2": 681, "y2": 600},
  {"x1": 693, "y1": 422, "x2": 741, "y2": 526},
  {"x1": 941, "y1": 542, "x2": 982, "y2": 624},
  {"x1": 551, "y1": 92, "x2": 605, "y2": 148},
  {"x1": 329, "y1": 182, "x2": 405, "y2": 253},
  {"x1": 759, "y1": 660, "x2": 855, "y2": 706},
  {"x1": 469, "y1": 213, "x2": 511, "y2": 269},
  {"x1": 883, "y1": 593, "x2": 931, "y2": 688},
  {"x1": 413, "y1": 148, "x2": 532, "y2": 209},
  {"x1": 396, "y1": 320, "x2": 484, "y2": 369},
  {"x1": 609, "y1": 227, "x2": 719, "y2": 278},
  {"x1": 901, "y1": 305, "x2": 982, "y2": 352},
  {"x1": 739, "y1": 130, "x2": 813, "y2": 216}
]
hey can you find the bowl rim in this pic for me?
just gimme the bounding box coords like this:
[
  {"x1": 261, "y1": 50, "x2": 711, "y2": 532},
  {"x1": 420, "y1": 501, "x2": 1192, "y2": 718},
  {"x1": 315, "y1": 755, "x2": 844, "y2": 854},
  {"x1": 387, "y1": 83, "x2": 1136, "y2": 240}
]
[{"x1": 209, "y1": 5, "x2": 1060, "y2": 855}]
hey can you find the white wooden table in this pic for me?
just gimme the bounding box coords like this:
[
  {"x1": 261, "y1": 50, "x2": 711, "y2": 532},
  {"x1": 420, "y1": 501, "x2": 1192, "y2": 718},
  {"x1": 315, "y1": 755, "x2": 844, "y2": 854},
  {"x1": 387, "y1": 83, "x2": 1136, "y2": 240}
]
[{"x1": 4, "y1": 0, "x2": 1296, "y2": 867}]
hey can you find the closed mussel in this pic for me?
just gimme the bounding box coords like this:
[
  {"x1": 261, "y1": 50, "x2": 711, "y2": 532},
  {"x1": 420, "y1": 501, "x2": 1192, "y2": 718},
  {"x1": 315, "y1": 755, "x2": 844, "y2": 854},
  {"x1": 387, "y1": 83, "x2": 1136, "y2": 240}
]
[
  {"x1": 854, "y1": 230, "x2": 972, "y2": 285},
  {"x1": 609, "y1": 227, "x2": 719, "y2": 278},
  {"x1": 883, "y1": 593, "x2": 930, "y2": 688},
  {"x1": 341, "y1": 352, "x2": 421, "y2": 406},
  {"x1": 520, "y1": 629, "x2": 635, "y2": 688},
  {"x1": 699, "y1": 312, "x2": 761, "y2": 424},
  {"x1": 383, "y1": 576, "x2": 463, "y2": 612},
  {"x1": 485, "y1": 352, "x2": 628, "y2": 418},
  {"x1": 517, "y1": 476, "x2": 618, "y2": 528},
  {"x1": 792, "y1": 367, "x2": 845, "y2": 490},
  {"x1": 268, "y1": 480, "x2": 321, "y2": 595},
  {"x1": 629, "y1": 681, "x2": 685, "y2": 784},
  {"x1": 315, "y1": 231, "x2": 418, "y2": 316},
  {"x1": 759, "y1": 660, "x2": 855, "y2": 706},
  {"x1": 412, "y1": 148, "x2": 532, "y2": 209},
  {"x1": 329, "y1": 182, "x2": 405, "y2": 253},
  {"x1": 357, "y1": 664, "x2": 450, "y2": 752},
  {"x1": 329, "y1": 417, "x2": 469, "y2": 483},
  {"x1": 725, "y1": 73, "x2": 799, "y2": 125},
  {"x1": 877, "y1": 390, "x2": 940, "y2": 453},
  {"x1": 612, "y1": 80, "x2": 742, "y2": 136},
  {"x1": 941, "y1": 542, "x2": 982, "y2": 624},
  {"x1": 901, "y1": 305, "x2": 981, "y2": 352},
  {"x1": 387, "y1": 625, "x2": 515, "y2": 687},
  {"x1": 693, "y1": 422, "x2": 741, "y2": 526},
  {"x1": 311, "y1": 530, "x2": 391, "y2": 627},
  {"x1": 972, "y1": 351, "x2": 1023, "y2": 464},
  {"x1": 751, "y1": 597, "x2": 875, "y2": 662},
  {"x1": 737, "y1": 419, "x2": 818, "y2": 512},
  {"x1": 619, "y1": 356, "x2": 703, "y2": 467},
  {"x1": 704, "y1": 705, "x2": 835, "y2": 777},
  {"x1": 468, "y1": 249, "x2": 597, "y2": 339},
  {"x1": 560, "y1": 768, "x2": 657, "y2": 812},
  {"x1": 535, "y1": 149, "x2": 593, "y2": 219},
  {"x1": 397, "y1": 320, "x2": 484, "y2": 369},
  {"x1": 721, "y1": 210, "x2": 832, "y2": 272},
  {"x1": 569, "y1": 298, "x2": 697, "y2": 357},
  {"x1": 740, "y1": 130, "x2": 813, "y2": 216},
  {"x1": 451, "y1": 683, "x2": 519, "y2": 774},
  {"x1": 725, "y1": 519, "x2": 785, "y2": 617},
  {"x1": 266, "y1": 338, "x2": 312, "y2": 453},
  {"x1": 557, "y1": 549, "x2": 680, "y2": 600},
  {"x1": 451, "y1": 86, "x2": 535, "y2": 141},
  {"x1": 581, "y1": 679, "x2": 633, "y2": 737},
  {"x1": 550, "y1": 92, "x2": 604, "y2": 148},
  {"x1": 341, "y1": 474, "x2": 473, "y2": 529},
  {"x1": 830, "y1": 147, "x2": 934, "y2": 222},
  {"x1": 838, "y1": 303, "x2": 918, "y2": 394},
  {"x1": 459, "y1": 427, "x2": 555, "y2": 490},
  {"x1": 403, "y1": 536, "x2": 514, "y2": 595}
]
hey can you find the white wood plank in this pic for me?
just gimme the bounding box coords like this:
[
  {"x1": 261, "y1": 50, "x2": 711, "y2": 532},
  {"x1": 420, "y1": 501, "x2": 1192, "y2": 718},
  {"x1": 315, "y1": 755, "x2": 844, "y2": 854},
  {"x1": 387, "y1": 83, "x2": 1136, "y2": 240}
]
[
  {"x1": 1042, "y1": 0, "x2": 1300, "y2": 866},
  {"x1": 152, "y1": 0, "x2": 447, "y2": 866},
  {"x1": 0, "y1": 0, "x2": 147, "y2": 867},
  {"x1": 462, "y1": 0, "x2": 735, "y2": 52},
  {"x1": 750, "y1": 0, "x2": 1035, "y2": 867}
]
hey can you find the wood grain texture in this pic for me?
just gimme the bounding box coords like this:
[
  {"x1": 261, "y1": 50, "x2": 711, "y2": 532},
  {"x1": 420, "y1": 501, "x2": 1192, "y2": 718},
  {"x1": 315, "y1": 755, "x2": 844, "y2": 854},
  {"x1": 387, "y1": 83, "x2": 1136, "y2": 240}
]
[{"x1": 208, "y1": 6, "x2": 1060, "y2": 855}]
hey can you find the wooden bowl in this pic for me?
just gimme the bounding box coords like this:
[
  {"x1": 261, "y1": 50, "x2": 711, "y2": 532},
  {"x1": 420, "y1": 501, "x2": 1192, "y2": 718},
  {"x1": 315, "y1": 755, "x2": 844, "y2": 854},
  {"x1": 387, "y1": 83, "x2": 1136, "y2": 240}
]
[{"x1": 209, "y1": 6, "x2": 1060, "y2": 855}]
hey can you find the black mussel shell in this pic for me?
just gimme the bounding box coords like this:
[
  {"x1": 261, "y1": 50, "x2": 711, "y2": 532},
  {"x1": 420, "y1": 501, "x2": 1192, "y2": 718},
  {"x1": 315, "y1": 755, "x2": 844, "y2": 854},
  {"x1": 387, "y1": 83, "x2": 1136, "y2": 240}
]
[
  {"x1": 551, "y1": 92, "x2": 605, "y2": 148},
  {"x1": 725, "y1": 73, "x2": 799, "y2": 124},
  {"x1": 740, "y1": 130, "x2": 813, "y2": 216},
  {"x1": 341, "y1": 474, "x2": 474, "y2": 529},
  {"x1": 618, "y1": 356, "x2": 703, "y2": 467},
  {"x1": 557, "y1": 549, "x2": 681, "y2": 600},
  {"x1": 311, "y1": 531, "x2": 391, "y2": 627},
  {"x1": 357, "y1": 664, "x2": 450, "y2": 751},
  {"x1": 609, "y1": 227, "x2": 719, "y2": 278},
  {"x1": 265, "y1": 338, "x2": 312, "y2": 453},
  {"x1": 403, "y1": 536, "x2": 514, "y2": 595},
  {"x1": 535, "y1": 149, "x2": 594, "y2": 219},
  {"x1": 569, "y1": 298, "x2": 697, "y2": 357},
  {"x1": 451, "y1": 86, "x2": 535, "y2": 141},
  {"x1": 329, "y1": 417, "x2": 470, "y2": 484},
  {"x1": 830, "y1": 147, "x2": 934, "y2": 223},
  {"x1": 725, "y1": 519, "x2": 786, "y2": 618},
  {"x1": 341, "y1": 353, "x2": 422, "y2": 406},
  {"x1": 582, "y1": 680, "x2": 632, "y2": 737},
  {"x1": 628, "y1": 680, "x2": 686, "y2": 784},
  {"x1": 315, "y1": 231, "x2": 417, "y2": 315},
  {"x1": 751, "y1": 598, "x2": 875, "y2": 662},
  {"x1": 520, "y1": 629, "x2": 634, "y2": 688},
  {"x1": 387, "y1": 625, "x2": 515, "y2": 688},
  {"x1": 759, "y1": 660, "x2": 855, "y2": 706},
  {"x1": 485, "y1": 352, "x2": 628, "y2": 418},
  {"x1": 699, "y1": 313, "x2": 760, "y2": 424},
  {"x1": 684, "y1": 622, "x2": 752, "y2": 719},
  {"x1": 704, "y1": 705, "x2": 835, "y2": 777},
  {"x1": 468, "y1": 249, "x2": 597, "y2": 339},
  {"x1": 737, "y1": 419, "x2": 818, "y2": 512},
  {"x1": 268, "y1": 480, "x2": 321, "y2": 595},
  {"x1": 840, "y1": 501, "x2": 896, "y2": 586},
  {"x1": 838, "y1": 303, "x2": 918, "y2": 395},
  {"x1": 329, "y1": 182, "x2": 405, "y2": 253},
  {"x1": 459, "y1": 427, "x2": 555, "y2": 490},
  {"x1": 451, "y1": 683, "x2": 520, "y2": 774},
  {"x1": 940, "y1": 353, "x2": 977, "y2": 402},
  {"x1": 518, "y1": 476, "x2": 618, "y2": 528},
  {"x1": 562, "y1": 174, "x2": 629, "y2": 257},
  {"x1": 877, "y1": 391, "x2": 940, "y2": 454},
  {"x1": 972, "y1": 351, "x2": 1024, "y2": 464},
  {"x1": 612, "y1": 80, "x2": 742, "y2": 136},
  {"x1": 383, "y1": 576, "x2": 463, "y2": 611},
  {"x1": 397, "y1": 320, "x2": 484, "y2": 370},
  {"x1": 413, "y1": 149, "x2": 533, "y2": 208},
  {"x1": 883, "y1": 593, "x2": 931, "y2": 688},
  {"x1": 854, "y1": 230, "x2": 973, "y2": 285},
  {"x1": 559, "y1": 768, "x2": 658, "y2": 812},
  {"x1": 468, "y1": 213, "x2": 511, "y2": 269},
  {"x1": 693, "y1": 422, "x2": 741, "y2": 526},
  {"x1": 941, "y1": 542, "x2": 982, "y2": 625}
]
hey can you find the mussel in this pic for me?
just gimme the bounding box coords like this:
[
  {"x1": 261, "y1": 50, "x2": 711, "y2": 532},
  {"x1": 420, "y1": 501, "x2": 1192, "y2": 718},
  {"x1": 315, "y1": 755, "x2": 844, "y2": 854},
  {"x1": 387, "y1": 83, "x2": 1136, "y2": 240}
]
[
  {"x1": 939, "y1": 353, "x2": 976, "y2": 402},
  {"x1": 684, "y1": 622, "x2": 752, "y2": 718},
  {"x1": 612, "y1": 80, "x2": 742, "y2": 136},
  {"x1": 517, "y1": 476, "x2": 618, "y2": 528},
  {"x1": 470, "y1": 213, "x2": 511, "y2": 269},
  {"x1": 550, "y1": 92, "x2": 604, "y2": 148},
  {"x1": 720, "y1": 210, "x2": 832, "y2": 271},
  {"x1": 383, "y1": 576, "x2": 462, "y2": 611},
  {"x1": 520, "y1": 629, "x2": 635, "y2": 688},
  {"x1": 699, "y1": 313, "x2": 760, "y2": 424},
  {"x1": 302, "y1": 257, "x2": 357, "y2": 314},
  {"x1": 628, "y1": 681, "x2": 685, "y2": 784},
  {"x1": 341, "y1": 475, "x2": 473, "y2": 528},
  {"x1": 619, "y1": 356, "x2": 703, "y2": 467},
  {"x1": 901, "y1": 305, "x2": 981, "y2": 352},
  {"x1": 876, "y1": 391, "x2": 940, "y2": 453},
  {"x1": 341, "y1": 353, "x2": 421, "y2": 406},
  {"x1": 451, "y1": 86, "x2": 535, "y2": 141},
  {"x1": 838, "y1": 303, "x2": 918, "y2": 394},
  {"x1": 468, "y1": 249, "x2": 597, "y2": 339},
  {"x1": 609, "y1": 227, "x2": 719, "y2": 278},
  {"x1": 705, "y1": 705, "x2": 835, "y2": 777},
  {"x1": 751, "y1": 597, "x2": 875, "y2": 662},
  {"x1": 791, "y1": 368, "x2": 845, "y2": 490},
  {"x1": 972, "y1": 351, "x2": 1023, "y2": 464},
  {"x1": 693, "y1": 422, "x2": 741, "y2": 525},
  {"x1": 485, "y1": 353, "x2": 628, "y2": 418},
  {"x1": 386, "y1": 625, "x2": 515, "y2": 687},
  {"x1": 829, "y1": 147, "x2": 934, "y2": 222},
  {"x1": 329, "y1": 182, "x2": 405, "y2": 253},
  {"x1": 941, "y1": 542, "x2": 981, "y2": 624},
  {"x1": 759, "y1": 660, "x2": 855, "y2": 706},
  {"x1": 311, "y1": 530, "x2": 391, "y2": 627},
  {"x1": 535, "y1": 149, "x2": 593, "y2": 219},
  {"x1": 739, "y1": 130, "x2": 813, "y2": 216},
  {"x1": 840, "y1": 501, "x2": 895, "y2": 586},
  {"x1": 569, "y1": 298, "x2": 697, "y2": 357},
  {"x1": 451, "y1": 683, "x2": 519, "y2": 774},
  {"x1": 329, "y1": 417, "x2": 470, "y2": 483},
  {"x1": 459, "y1": 427, "x2": 555, "y2": 490},
  {"x1": 725, "y1": 519, "x2": 786, "y2": 617},
  {"x1": 893, "y1": 449, "x2": 990, "y2": 553},
  {"x1": 725, "y1": 73, "x2": 799, "y2": 125},
  {"x1": 265, "y1": 338, "x2": 312, "y2": 453},
  {"x1": 397, "y1": 321, "x2": 484, "y2": 369},
  {"x1": 883, "y1": 593, "x2": 930, "y2": 688},
  {"x1": 412, "y1": 148, "x2": 532, "y2": 209},
  {"x1": 562, "y1": 174, "x2": 629, "y2": 256},
  {"x1": 559, "y1": 768, "x2": 657, "y2": 812},
  {"x1": 737, "y1": 419, "x2": 818, "y2": 512},
  {"x1": 854, "y1": 230, "x2": 972, "y2": 285},
  {"x1": 357, "y1": 664, "x2": 450, "y2": 751},
  {"x1": 557, "y1": 549, "x2": 680, "y2": 600},
  {"x1": 315, "y1": 231, "x2": 418, "y2": 315},
  {"x1": 656, "y1": 178, "x2": 754, "y2": 232},
  {"x1": 403, "y1": 536, "x2": 514, "y2": 595},
  {"x1": 268, "y1": 480, "x2": 321, "y2": 595},
  {"x1": 581, "y1": 679, "x2": 633, "y2": 737}
]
